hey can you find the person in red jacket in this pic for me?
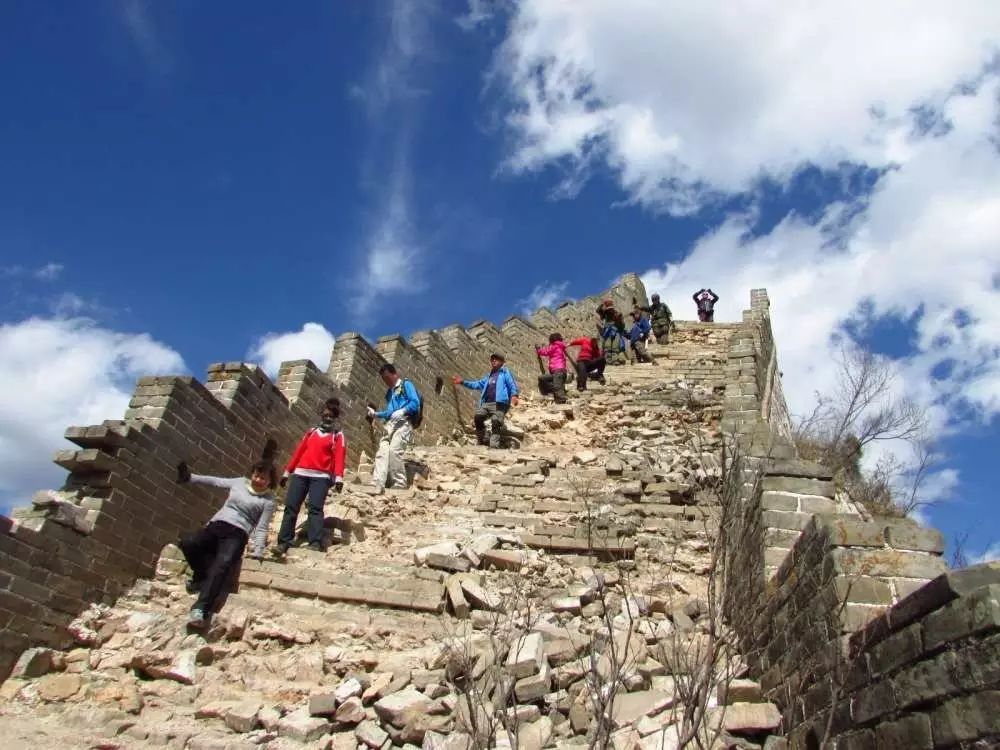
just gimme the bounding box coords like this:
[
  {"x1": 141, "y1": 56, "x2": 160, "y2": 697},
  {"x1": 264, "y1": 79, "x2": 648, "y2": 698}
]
[
  {"x1": 568, "y1": 336, "x2": 606, "y2": 391},
  {"x1": 274, "y1": 398, "x2": 346, "y2": 554}
]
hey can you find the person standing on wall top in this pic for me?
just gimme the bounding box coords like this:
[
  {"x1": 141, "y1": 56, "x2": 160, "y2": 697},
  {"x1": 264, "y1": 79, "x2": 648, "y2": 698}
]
[
  {"x1": 628, "y1": 310, "x2": 655, "y2": 364},
  {"x1": 452, "y1": 352, "x2": 520, "y2": 448},
  {"x1": 646, "y1": 293, "x2": 674, "y2": 344},
  {"x1": 567, "y1": 335, "x2": 606, "y2": 391},
  {"x1": 175, "y1": 458, "x2": 276, "y2": 629},
  {"x1": 693, "y1": 288, "x2": 719, "y2": 322},
  {"x1": 367, "y1": 363, "x2": 421, "y2": 493},
  {"x1": 273, "y1": 398, "x2": 345, "y2": 555},
  {"x1": 536, "y1": 332, "x2": 569, "y2": 404}
]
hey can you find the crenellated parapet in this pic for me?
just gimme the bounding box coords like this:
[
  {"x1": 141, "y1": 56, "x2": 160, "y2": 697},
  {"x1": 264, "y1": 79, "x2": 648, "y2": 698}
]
[{"x1": 0, "y1": 274, "x2": 647, "y2": 678}]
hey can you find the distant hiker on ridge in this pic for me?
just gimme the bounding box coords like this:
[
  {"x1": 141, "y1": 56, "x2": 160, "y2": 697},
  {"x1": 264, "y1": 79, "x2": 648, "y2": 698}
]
[{"x1": 693, "y1": 288, "x2": 719, "y2": 322}]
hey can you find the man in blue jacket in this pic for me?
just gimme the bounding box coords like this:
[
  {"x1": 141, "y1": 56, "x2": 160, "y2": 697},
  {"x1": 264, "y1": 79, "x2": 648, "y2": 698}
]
[
  {"x1": 628, "y1": 310, "x2": 655, "y2": 364},
  {"x1": 366, "y1": 363, "x2": 421, "y2": 492},
  {"x1": 452, "y1": 352, "x2": 520, "y2": 448}
]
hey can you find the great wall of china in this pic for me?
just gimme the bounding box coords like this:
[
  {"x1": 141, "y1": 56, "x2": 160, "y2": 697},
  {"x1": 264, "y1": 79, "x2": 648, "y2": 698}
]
[{"x1": 0, "y1": 273, "x2": 996, "y2": 749}]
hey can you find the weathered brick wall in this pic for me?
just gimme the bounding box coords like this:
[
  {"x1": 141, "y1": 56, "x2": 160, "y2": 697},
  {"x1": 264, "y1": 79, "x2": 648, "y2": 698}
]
[
  {"x1": 718, "y1": 290, "x2": 1000, "y2": 747},
  {"x1": 829, "y1": 562, "x2": 1000, "y2": 749},
  {"x1": 0, "y1": 274, "x2": 644, "y2": 679}
]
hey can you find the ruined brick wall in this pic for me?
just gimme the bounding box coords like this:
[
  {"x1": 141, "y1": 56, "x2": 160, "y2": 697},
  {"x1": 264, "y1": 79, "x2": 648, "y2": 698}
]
[
  {"x1": 718, "y1": 289, "x2": 998, "y2": 747},
  {"x1": 0, "y1": 274, "x2": 644, "y2": 679}
]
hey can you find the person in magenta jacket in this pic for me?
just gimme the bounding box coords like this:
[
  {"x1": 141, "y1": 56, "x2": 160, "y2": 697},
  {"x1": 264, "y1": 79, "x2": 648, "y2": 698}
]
[
  {"x1": 274, "y1": 398, "x2": 346, "y2": 554},
  {"x1": 536, "y1": 333, "x2": 569, "y2": 404}
]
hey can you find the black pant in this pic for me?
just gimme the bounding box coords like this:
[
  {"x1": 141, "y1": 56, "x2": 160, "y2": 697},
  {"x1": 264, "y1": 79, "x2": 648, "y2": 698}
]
[
  {"x1": 278, "y1": 474, "x2": 332, "y2": 546},
  {"x1": 179, "y1": 521, "x2": 247, "y2": 613},
  {"x1": 551, "y1": 370, "x2": 567, "y2": 402},
  {"x1": 575, "y1": 357, "x2": 606, "y2": 390},
  {"x1": 698, "y1": 309, "x2": 714, "y2": 322}
]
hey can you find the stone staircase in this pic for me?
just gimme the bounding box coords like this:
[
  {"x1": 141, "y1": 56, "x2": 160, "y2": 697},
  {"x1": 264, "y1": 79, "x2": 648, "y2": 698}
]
[{"x1": 0, "y1": 326, "x2": 789, "y2": 750}]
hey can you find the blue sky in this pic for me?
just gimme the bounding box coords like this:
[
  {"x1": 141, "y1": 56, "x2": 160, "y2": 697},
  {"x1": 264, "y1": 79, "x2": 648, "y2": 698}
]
[{"x1": 1, "y1": 1, "x2": 998, "y2": 563}]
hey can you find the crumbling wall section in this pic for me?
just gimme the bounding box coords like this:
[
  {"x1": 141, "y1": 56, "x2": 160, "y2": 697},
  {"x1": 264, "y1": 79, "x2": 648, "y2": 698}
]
[{"x1": 0, "y1": 275, "x2": 643, "y2": 679}]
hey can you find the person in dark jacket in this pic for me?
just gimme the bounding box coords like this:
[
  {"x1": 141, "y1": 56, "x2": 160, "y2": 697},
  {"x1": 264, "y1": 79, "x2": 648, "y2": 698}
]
[
  {"x1": 596, "y1": 299, "x2": 628, "y2": 365},
  {"x1": 274, "y1": 398, "x2": 346, "y2": 555},
  {"x1": 646, "y1": 294, "x2": 673, "y2": 343},
  {"x1": 568, "y1": 336, "x2": 606, "y2": 390},
  {"x1": 176, "y1": 459, "x2": 277, "y2": 629},
  {"x1": 693, "y1": 288, "x2": 719, "y2": 322},
  {"x1": 453, "y1": 353, "x2": 520, "y2": 448}
]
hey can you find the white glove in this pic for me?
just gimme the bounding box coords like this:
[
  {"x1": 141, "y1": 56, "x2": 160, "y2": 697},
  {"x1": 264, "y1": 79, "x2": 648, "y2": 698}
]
[
  {"x1": 366, "y1": 406, "x2": 376, "y2": 418},
  {"x1": 390, "y1": 409, "x2": 406, "y2": 421}
]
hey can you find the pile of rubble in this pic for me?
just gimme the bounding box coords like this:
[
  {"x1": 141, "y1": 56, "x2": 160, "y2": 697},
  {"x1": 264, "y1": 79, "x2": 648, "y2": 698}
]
[{"x1": 0, "y1": 338, "x2": 787, "y2": 749}]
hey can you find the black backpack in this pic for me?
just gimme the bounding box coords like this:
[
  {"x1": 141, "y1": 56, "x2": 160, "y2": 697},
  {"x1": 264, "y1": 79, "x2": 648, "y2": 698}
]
[{"x1": 404, "y1": 380, "x2": 424, "y2": 428}]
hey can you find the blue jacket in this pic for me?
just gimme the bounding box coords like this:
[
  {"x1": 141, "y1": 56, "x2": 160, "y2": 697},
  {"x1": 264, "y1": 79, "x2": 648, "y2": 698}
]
[
  {"x1": 461, "y1": 366, "x2": 519, "y2": 405},
  {"x1": 376, "y1": 378, "x2": 421, "y2": 420},
  {"x1": 629, "y1": 317, "x2": 651, "y2": 344}
]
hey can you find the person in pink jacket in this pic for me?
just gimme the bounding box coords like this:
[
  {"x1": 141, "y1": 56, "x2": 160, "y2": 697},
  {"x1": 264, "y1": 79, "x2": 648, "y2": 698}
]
[{"x1": 536, "y1": 333, "x2": 569, "y2": 404}]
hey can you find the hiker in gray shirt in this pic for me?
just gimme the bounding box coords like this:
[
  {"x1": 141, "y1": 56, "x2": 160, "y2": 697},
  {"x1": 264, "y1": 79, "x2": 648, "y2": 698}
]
[{"x1": 176, "y1": 459, "x2": 276, "y2": 629}]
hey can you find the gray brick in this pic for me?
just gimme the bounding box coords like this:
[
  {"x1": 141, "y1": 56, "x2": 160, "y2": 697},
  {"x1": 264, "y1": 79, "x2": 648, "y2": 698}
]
[
  {"x1": 930, "y1": 690, "x2": 1000, "y2": 746},
  {"x1": 874, "y1": 712, "x2": 932, "y2": 749},
  {"x1": 884, "y1": 523, "x2": 944, "y2": 553},
  {"x1": 922, "y1": 584, "x2": 1000, "y2": 652}
]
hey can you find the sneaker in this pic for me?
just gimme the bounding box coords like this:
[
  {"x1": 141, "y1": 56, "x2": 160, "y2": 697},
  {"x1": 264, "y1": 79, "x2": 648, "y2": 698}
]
[
  {"x1": 187, "y1": 608, "x2": 209, "y2": 629},
  {"x1": 271, "y1": 543, "x2": 289, "y2": 558},
  {"x1": 185, "y1": 577, "x2": 201, "y2": 594}
]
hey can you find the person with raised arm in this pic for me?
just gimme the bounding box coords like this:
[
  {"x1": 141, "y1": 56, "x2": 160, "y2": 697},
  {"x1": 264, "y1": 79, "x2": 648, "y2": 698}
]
[
  {"x1": 176, "y1": 458, "x2": 277, "y2": 629},
  {"x1": 693, "y1": 288, "x2": 719, "y2": 322},
  {"x1": 453, "y1": 352, "x2": 520, "y2": 448}
]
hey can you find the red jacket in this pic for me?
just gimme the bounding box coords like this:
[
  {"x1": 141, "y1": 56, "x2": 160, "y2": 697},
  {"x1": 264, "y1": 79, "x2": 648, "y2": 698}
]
[
  {"x1": 285, "y1": 428, "x2": 346, "y2": 480},
  {"x1": 569, "y1": 337, "x2": 598, "y2": 360}
]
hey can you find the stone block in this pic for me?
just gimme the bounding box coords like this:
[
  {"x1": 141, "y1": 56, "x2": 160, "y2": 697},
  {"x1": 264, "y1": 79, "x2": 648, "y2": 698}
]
[
  {"x1": 820, "y1": 517, "x2": 886, "y2": 547},
  {"x1": 446, "y1": 578, "x2": 470, "y2": 619},
  {"x1": 514, "y1": 660, "x2": 551, "y2": 702},
  {"x1": 718, "y1": 678, "x2": 762, "y2": 705},
  {"x1": 881, "y1": 561, "x2": 1000, "y2": 635},
  {"x1": 884, "y1": 523, "x2": 944, "y2": 553},
  {"x1": 922, "y1": 584, "x2": 1000, "y2": 652},
  {"x1": 460, "y1": 579, "x2": 499, "y2": 611},
  {"x1": 481, "y1": 549, "x2": 525, "y2": 571},
  {"x1": 829, "y1": 548, "x2": 947, "y2": 580},
  {"x1": 930, "y1": 690, "x2": 1000, "y2": 746},
  {"x1": 717, "y1": 702, "x2": 781, "y2": 732},
  {"x1": 11, "y1": 646, "x2": 53, "y2": 678},
  {"x1": 224, "y1": 700, "x2": 262, "y2": 733},
  {"x1": 762, "y1": 476, "x2": 835, "y2": 496},
  {"x1": 36, "y1": 672, "x2": 82, "y2": 701},
  {"x1": 798, "y1": 496, "x2": 839, "y2": 514},
  {"x1": 278, "y1": 707, "x2": 329, "y2": 742},
  {"x1": 761, "y1": 492, "x2": 798, "y2": 511},
  {"x1": 765, "y1": 459, "x2": 833, "y2": 480},
  {"x1": 835, "y1": 576, "x2": 894, "y2": 605},
  {"x1": 762, "y1": 510, "x2": 813, "y2": 531},
  {"x1": 356, "y1": 720, "x2": 389, "y2": 749},
  {"x1": 309, "y1": 692, "x2": 338, "y2": 717},
  {"x1": 425, "y1": 553, "x2": 472, "y2": 573},
  {"x1": 868, "y1": 623, "x2": 922, "y2": 677},
  {"x1": 851, "y1": 678, "x2": 895, "y2": 723},
  {"x1": 374, "y1": 687, "x2": 435, "y2": 728},
  {"x1": 506, "y1": 632, "x2": 546, "y2": 679},
  {"x1": 610, "y1": 689, "x2": 673, "y2": 728},
  {"x1": 874, "y1": 712, "x2": 932, "y2": 749}
]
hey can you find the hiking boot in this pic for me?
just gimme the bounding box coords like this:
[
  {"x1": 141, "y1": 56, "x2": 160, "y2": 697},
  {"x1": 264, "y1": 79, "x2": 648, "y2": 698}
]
[
  {"x1": 271, "y1": 543, "x2": 289, "y2": 558},
  {"x1": 307, "y1": 542, "x2": 324, "y2": 552},
  {"x1": 187, "y1": 608, "x2": 209, "y2": 630}
]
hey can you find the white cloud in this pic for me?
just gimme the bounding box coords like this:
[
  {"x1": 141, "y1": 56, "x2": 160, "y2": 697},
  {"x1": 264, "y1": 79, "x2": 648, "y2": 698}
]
[
  {"x1": 248, "y1": 323, "x2": 337, "y2": 377},
  {"x1": 351, "y1": 0, "x2": 436, "y2": 316},
  {"x1": 517, "y1": 280, "x2": 569, "y2": 314},
  {"x1": 640, "y1": 75, "x2": 1000, "y2": 485},
  {"x1": 1, "y1": 262, "x2": 64, "y2": 281},
  {"x1": 487, "y1": 0, "x2": 1000, "y2": 213},
  {"x1": 0, "y1": 317, "x2": 185, "y2": 513},
  {"x1": 118, "y1": 0, "x2": 171, "y2": 74}
]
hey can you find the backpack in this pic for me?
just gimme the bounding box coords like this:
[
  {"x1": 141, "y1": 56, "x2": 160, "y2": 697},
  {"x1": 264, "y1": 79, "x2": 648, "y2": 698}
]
[{"x1": 404, "y1": 380, "x2": 424, "y2": 428}]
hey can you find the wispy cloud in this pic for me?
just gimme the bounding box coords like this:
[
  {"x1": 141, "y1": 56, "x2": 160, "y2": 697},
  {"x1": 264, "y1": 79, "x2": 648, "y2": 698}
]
[
  {"x1": 117, "y1": 0, "x2": 172, "y2": 75},
  {"x1": 248, "y1": 323, "x2": 337, "y2": 377},
  {"x1": 517, "y1": 280, "x2": 570, "y2": 315},
  {"x1": 971, "y1": 542, "x2": 1000, "y2": 564},
  {"x1": 350, "y1": 0, "x2": 437, "y2": 317},
  {"x1": 2, "y1": 262, "x2": 64, "y2": 281}
]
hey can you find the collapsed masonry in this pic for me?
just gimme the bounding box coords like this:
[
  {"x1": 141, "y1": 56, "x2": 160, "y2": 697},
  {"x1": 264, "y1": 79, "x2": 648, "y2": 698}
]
[{"x1": 0, "y1": 277, "x2": 996, "y2": 750}]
